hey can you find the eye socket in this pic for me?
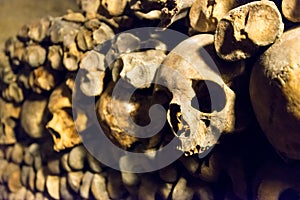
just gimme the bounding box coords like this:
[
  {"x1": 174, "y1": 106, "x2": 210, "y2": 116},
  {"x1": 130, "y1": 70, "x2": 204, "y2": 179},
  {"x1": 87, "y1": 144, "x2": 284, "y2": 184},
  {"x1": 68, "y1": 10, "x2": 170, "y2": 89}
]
[{"x1": 191, "y1": 80, "x2": 227, "y2": 113}]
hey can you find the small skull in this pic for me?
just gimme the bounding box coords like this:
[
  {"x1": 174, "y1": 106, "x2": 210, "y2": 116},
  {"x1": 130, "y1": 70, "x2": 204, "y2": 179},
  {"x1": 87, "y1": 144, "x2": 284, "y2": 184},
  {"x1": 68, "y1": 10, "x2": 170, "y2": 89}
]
[
  {"x1": 154, "y1": 34, "x2": 237, "y2": 156},
  {"x1": 46, "y1": 83, "x2": 81, "y2": 151}
]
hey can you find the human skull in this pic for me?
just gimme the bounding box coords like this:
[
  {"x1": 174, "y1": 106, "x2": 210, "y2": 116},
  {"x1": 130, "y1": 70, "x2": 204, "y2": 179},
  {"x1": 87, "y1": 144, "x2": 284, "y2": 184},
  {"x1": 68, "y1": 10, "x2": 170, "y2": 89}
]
[
  {"x1": 46, "y1": 83, "x2": 81, "y2": 151},
  {"x1": 154, "y1": 34, "x2": 237, "y2": 156},
  {"x1": 96, "y1": 48, "x2": 167, "y2": 149}
]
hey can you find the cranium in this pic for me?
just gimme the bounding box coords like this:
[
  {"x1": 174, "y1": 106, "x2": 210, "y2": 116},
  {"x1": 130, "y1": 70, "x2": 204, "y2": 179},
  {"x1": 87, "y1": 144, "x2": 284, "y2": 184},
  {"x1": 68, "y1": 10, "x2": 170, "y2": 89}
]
[
  {"x1": 96, "y1": 48, "x2": 166, "y2": 149},
  {"x1": 154, "y1": 34, "x2": 237, "y2": 156},
  {"x1": 46, "y1": 83, "x2": 81, "y2": 151}
]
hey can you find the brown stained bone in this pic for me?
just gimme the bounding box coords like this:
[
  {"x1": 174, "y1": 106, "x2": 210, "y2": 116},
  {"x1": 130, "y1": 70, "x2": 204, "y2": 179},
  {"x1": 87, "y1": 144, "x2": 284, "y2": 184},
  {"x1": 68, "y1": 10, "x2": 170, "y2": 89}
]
[
  {"x1": 138, "y1": 175, "x2": 158, "y2": 200},
  {"x1": 7, "y1": 167, "x2": 22, "y2": 193},
  {"x1": 159, "y1": 165, "x2": 178, "y2": 183},
  {"x1": 68, "y1": 145, "x2": 87, "y2": 171},
  {"x1": 96, "y1": 49, "x2": 166, "y2": 149},
  {"x1": 46, "y1": 84, "x2": 81, "y2": 151},
  {"x1": 61, "y1": 153, "x2": 72, "y2": 172},
  {"x1": 92, "y1": 22, "x2": 114, "y2": 45},
  {"x1": 114, "y1": 49, "x2": 166, "y2": 88},
  {"x1": 196, "y1": 146, "x2": 247, "y2": 199},
  {"x1": 20, "y1": 94, "x2": 49, "y2": 138},
  {"x1": 87, "y1": 152, "x2": 102, "y2": 173},
  {"x1": 67, "y1": 171, "x2": 84, "y2": 193},
  {"x1": 28, "y1": 166, "x2": 35, "y2": 191},
  {"x1": 105, "y1": 32, "x2": 141, "y2": 69},
  {"x1": 250, "y1": 27, "x2": 300, "y2": 160},
  {"x1": 79, "y1": 50, "x2": 106, "y2": 96},
  {"x1": 33, "y1": 154, "x2": 43, "y2": 172},
  {"x1": 121, "y1": 172, "x2": 140, "y2": 188},
  {"x1": 11, "y1": 143, "x2": 23, "y2": 164},
  {"x1": 0, "y1": 52, "x2": 16, "y2": 85},
  {"x1": 29, "y1": 66, "x2": 60, "y2": 93},
  {"x1": 2, "y1": 162, "x2": 19, "y2": 185},
  {"x1": 46, "y1": 109, "x2": 81, "y2": 151},
  {"x1": 12, "y1": 187, "x2": 27, "y2": 200},
  {"x1": 5, "y1": 37, "x2": 25, "y2": 66},
  {"x1": 180, "y1": 156, "x2": 200, "y2": 175},
  {"x1": 23, "y1": 149, "x2": 34, "y2": 166},
  {"x1": 63, "y1": 43, "x2": 82, "y2": 71},
  {"x1": 47, "y1": 45, "x2": 63, "y2": 71},
  {"x1": 78, "y1": 0, "x2": 101, "y2": 19},
  {"x1": 96, "y1": 79, "x2": 165, "y2": 150},
  {"x1": 189, "y1": 0, "x2": 239, "y2": 33},
  {"x1": 23, "y1": 45, "x2": 46, "y2": 68},
  {"x1": 47, "y1": 157, "x2": 61, "y2": 175},
  {"x1": 35, "y1": 192, "x2": 46, "y2": 200},
  {"x1": 157, "y1": 182, "x2": 173, "y2": 200},
  {"x1": 79, "y1": 171, "x2": 94, "y2": 199},
  {"x1": 46, "y1": 175, "x2": 60, "y2": 200},
  {"x1": 100, "y1": 0, "x2": 128, "y2": 16},
  {"x1": 47, "y1": 83, "x2": 72, "y2": 112},
  {"x1": 91, "y1": 173, "x2": 110, "y2": 200},
  {"x1": 5, "y1": 146, "x2": 13, "y2": 161},
  {"x1": 0, "y1": 98, "x2": 20, "y2": 144},
  {"x1": 48, "y1": 17, "x2": 80, "y2": 45},
  {"x1": 0, "y1": 150, "x2": 4, "y2": 159},
  {"x1": 25, "y1": 190, "x2": 35, "y2": 200},
  {"x1": 0, "y1": 185, "x2": 8, "y2": 199},
  {"x1": 84, "y1": 18, "x2": 102, "y2": 31},
  {"x1": 254, "y1": 160, "x2": 300, "y2": 200},
  {"x1": 60, "y1": 176, "x2": 74, "y2": 200},
  {"x1": 18, "y1": 18, "x2": 50, "y2": 42},
  {"x1": 109, "y1": 15, "x2": 134, "y2": 30},
  {"x1": 20, "y1": 165, "x2": 30, "y2": 187},
  {"x1": 282, "y1": 0, "x2": 300, "y2": 22},
  {"x1": 1, "y1": 82, "x2": 24, "y2": 103},
  {"x1": 198, "y1": 149, "x2": 222, "y2": 182},
  {"x1": 107, "y1": 171, "x2": 128, "y2": 200},
  {"x1": 159, "y1": 0, "x2": 197, "y2": 28},
  {"x1": 63, "y1": 11, "x2": 86, "y2": 23},
  {"x1": 155, "y1": 34, "x2": 237, "y2": 155},
  {"x1": 36, "y1": 168, "x2": 47, "y2": 192},
  {"x1": 134, "y1": 10, "x2": 161, "y2": 20},
  {"x1": 172, "y1": 177, "x2": 194, "y2": 200},
  {"x1": 0, "y1": 159, "x2": 8, "y2": 184},
  {"x1": 214, "y1": 0, "x2": 284, "y2": 61},
  {"x1": 96, "y1": 82, "x2": 138, "y2": 149},
  {"x1": 76, "y1": 27, "x2": 93, "y2": 51}
]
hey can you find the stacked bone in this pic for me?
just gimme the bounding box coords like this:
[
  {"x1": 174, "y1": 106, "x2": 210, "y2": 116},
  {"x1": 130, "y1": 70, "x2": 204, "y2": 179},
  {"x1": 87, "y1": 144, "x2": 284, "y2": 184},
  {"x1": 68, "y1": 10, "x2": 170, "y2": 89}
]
[{"x1": 0, "y1": 0, "x2": 300, "y2": 199}]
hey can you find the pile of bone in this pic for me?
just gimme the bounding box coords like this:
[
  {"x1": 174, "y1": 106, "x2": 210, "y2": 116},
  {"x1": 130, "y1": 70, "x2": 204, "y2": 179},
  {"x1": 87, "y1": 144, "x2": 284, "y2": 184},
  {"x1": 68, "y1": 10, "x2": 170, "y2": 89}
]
[{"x1": 0, "y1": 0, "x2": 300, "y2": 199}]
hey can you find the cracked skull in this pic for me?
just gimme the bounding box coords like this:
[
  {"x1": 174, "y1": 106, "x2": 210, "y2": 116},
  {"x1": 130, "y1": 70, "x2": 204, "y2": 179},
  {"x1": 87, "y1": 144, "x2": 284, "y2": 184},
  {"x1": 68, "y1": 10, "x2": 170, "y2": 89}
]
[{"x1": 154, "y1": 34, "x2": 236, "y2": 156}]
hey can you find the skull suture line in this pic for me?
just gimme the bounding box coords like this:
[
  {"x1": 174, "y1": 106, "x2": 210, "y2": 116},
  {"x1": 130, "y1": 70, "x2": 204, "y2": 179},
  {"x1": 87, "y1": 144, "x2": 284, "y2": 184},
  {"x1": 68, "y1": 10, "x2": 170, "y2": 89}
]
[{"x1": 154, "y1": 34, "x2": 236, "y2": 156}]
